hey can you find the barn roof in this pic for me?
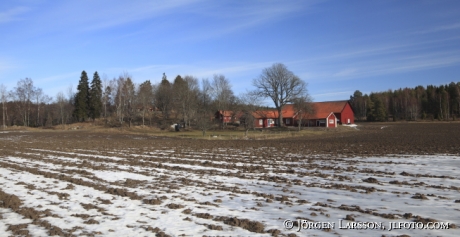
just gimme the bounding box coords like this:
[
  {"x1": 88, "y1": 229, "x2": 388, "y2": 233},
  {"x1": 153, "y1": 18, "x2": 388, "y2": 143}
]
[
  {"x1": 217, "y1": 110, "x2": 234, "y2": 117},
  {"x1": 283, "y1": 101, "x2": 349, "y2": 120},
  {"x1": 237, "y1": 101, "x2": 350, "y2": 120},
  {"x1": 217, "y1": 110, "x2": 247, "y2": 120},
  {"x1": 312, "y1": 101, "x2": 349, "y2": 113},
  {"x1": 252, "y1": 110, "x2": 279, "y2": 119}
]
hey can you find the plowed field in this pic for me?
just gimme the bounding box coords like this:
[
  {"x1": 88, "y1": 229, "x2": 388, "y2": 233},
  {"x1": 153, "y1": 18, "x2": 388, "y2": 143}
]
[{"x1": 0, "y1": 122, "x2": 459, "y2": 236}]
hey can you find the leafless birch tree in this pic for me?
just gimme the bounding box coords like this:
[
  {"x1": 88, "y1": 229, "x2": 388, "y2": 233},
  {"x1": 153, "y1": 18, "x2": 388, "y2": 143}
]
[
  {"x1": 292, "y1": 95, "x2": 314, "y2": 131},
  {"x1": 238, "y1": 92, "x2": 260, "y2": 136},
  {"x1": 137, "y1": 80, "x2": 153, "y2": 126},
  {"x1": 173, "y1": 75, "x2": 199, "y2": 128},
  {"x1": 211, "y1": 74, "x2": 235, "y2": 128},
  {"x1": 13, "y1": 78, "x2": 36, "y2": 126},
  {"x1": 56, "y1": 92, "x2": 66, "y2": 127},
  {"x1": 0, "y1": 84, "x2": 7, "y2": 129},
  {"x1": 155, "y1": 73, "x2": 173, "y2": 123},
  {"x1": 196, "y1": 79, "x2": 213, "y2": 136}
]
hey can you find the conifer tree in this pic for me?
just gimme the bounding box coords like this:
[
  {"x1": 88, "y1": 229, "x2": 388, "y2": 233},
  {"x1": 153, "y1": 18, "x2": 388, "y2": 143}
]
[
  {"x1": 138, "y1": 80, "x2": 153, "y2": 126},
  {"x1": 156, "y1": 73, "x2": 172, "y2": 120},
  {"x1": 89, "y1": 71, "x2": 103, "y2": 120},
  {"x1": 73, "y1": 71, "x2": 90, "y2": 121}
]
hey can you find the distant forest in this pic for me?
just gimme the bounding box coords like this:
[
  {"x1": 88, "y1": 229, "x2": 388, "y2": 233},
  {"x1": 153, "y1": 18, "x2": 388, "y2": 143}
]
[
  {"x1": 1, "y1": 69, "x2": 459, "y2": 129},
  {"x1": 349, "y1": 82, "x2": 460, "y2": 121}
]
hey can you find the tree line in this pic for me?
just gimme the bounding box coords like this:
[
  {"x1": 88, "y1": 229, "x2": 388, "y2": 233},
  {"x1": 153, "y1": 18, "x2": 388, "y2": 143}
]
[
  {"x1": 349, "y1": 82, "x2": 460, "y2": 121},
  {"x1": 0, "y1": 63, "x2": 314, "y2": 133},
  {"x1": 1, "y1": 78, "x2": 55, "y2": 128},
  {"x1": 2, "y1": 66, "x2": 457, "y2": 132},
  {"x1": 0, "y1": 71, "x2": 241, "y2": 132}
]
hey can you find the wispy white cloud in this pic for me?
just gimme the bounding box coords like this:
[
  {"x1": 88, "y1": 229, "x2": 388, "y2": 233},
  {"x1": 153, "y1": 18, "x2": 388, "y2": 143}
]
[
  {"x1": 311, "y1": 90, "x2": 352, "y2": 101},
  {"x1": 9, "y1": 0, "x2": 316, "y2": 43},
  {"x1": 186, "y1": 62, "x2": 271, "y2": 79},
  {"x1": 179, "y1": 0, "x2": 315, "y2": 41},
  {"x1": 332, "y1": 68, "x2": 357, "y2": 77},
  {"x1": 105, "y1": 61, "x2": 272, "y2": 83},
  {"x1": 312, "y1": 91, "x2": 351, "y2": 96},
  {"x1": 0, "y1": 58, "x2": 17, "y2": 72},
  {"x1": 412, "y1": 22, "x2": 460, "y2": 35},
  {"x1": 293, "y1": 29, "x2": 460, "y2": 83},
  {"x1": 310, "y1": 34, "x2": 460, "y2": 64},
  {"x1": 25, "y1": 0, "x2": 202, "y2": 34},
  {"x1": 36, "y1": 71, "x2": 80, "y2": 84},
  {"x1": 365, "y1": 54, "x2": 460, "y2": 76},
  {"x1": 0, "y1": 60, "x2": 19, "y2": 90},
  {"x1": 81, "y1": 0, "x2": 203, "y2": 31},
  {"x1": 312, "y1": 50, "x2": 460, "y2": 82},
  {"x1": 0, "y1": 7, "x2": 29, "y2": 24}
]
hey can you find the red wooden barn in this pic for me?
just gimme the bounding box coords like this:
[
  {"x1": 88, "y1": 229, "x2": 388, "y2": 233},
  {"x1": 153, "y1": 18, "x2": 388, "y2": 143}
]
[
  {"x1": 259, "y1": 100, "x2": 354, "y2": 128},
  {"x1": 215, "y1": 110, "x2": 233, "y2": 123},
  {"x1": 282, "y1": 101, "x2": 354, "y2": 127},
  {"x1": 314, "y1": 100, "x2": 354, "y2": 125},
  {"x1": 218, "y1": 100, "x2": 354, "y2": 128},
  {"x1": 252, "y1": 110, "x2": 279, "y2": 128}
]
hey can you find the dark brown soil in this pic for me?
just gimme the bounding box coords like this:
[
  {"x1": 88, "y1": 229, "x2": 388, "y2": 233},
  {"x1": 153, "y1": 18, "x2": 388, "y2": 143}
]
[
  {"x1": 214, "y1": 216, "x2": 265, "y2": 233},
  {"x1": 0, "y1": 122, "x2": 458, "y2": 156},
  {"x1": 0, "y1": 122, "x2": 458, "y2": 236}
]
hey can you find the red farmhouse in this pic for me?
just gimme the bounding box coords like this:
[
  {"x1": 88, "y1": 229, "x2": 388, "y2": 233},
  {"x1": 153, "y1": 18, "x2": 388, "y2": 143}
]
[
  {"x1": 215, "y1": 110, "x2": 234, "y2": 123},
  {"x1": 283, "y1": 100, "x2": 354, "y2": 126},
  {"x1": 218, "y1": 100, "x2": 354, "y2": 128},
  {"x1": 317, "y1": 100, "x2": 354, "y2": 125},
  {"x1": 254, "y1": 100, "x2": 354, "y2": 128}
]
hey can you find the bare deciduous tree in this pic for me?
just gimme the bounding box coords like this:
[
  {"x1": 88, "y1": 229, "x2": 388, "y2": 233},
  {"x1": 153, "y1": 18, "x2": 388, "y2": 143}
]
[
  {"x1": 34, "y1": 88, "x2": 51, "y2": 127},
  {"x1": 101, "y1": 75, "x2": 112, "y2": 120},
  {"x1": 292, "y1": 95, "x2": 314, "y2": 131},
  {"x1": 13, "y1": 78, "x2": 36, "y2": 126},
  {"x1": 173, "y1": 75, "x2": 199, "y2": 128},
  {"x1": 114, "y1": 76, "x2": 126, "y2": 124},
  {"x1": 64, "y1": 84, "x2": 75, "y2": 124},
  {"x1": 211, "y1": 74, "x2": 234, "y2": 110},
  {"x1": 252, "y1": 63, "x2": 308, "y2": 126},
  {"x1": 123, "y1": 77, "x2": 136, "y2": 127},
  {"x1": 56, "y1": 92, "x2": 66, "y2": 127},
  {"x1": 137, "y1": 80, "x2": 153, "y2": 126},
  {"x1": 155, "y1": 73, "x2": 173, "y2": 123},
  {"x1": 35, "y1": 88, "x2": 44, "y2": 126},
  {"x1": 211, "y1": 74, "x2": 235, "y2": 128},
  {"x1": 0, "y1": 84, "x2": 7, "y2": 129},
  {"x1": 113, "y1": 72, "x2": 136, "y2": 127},
  {"x1": 183, "y1": 76, "x2": 199, "y2": 128},
  {"x1": 196, "y1": 79, "x2": 213, "y2": 136},
  {"x1": 238, "y1": 92, "x2": 260, "y2": 136}
]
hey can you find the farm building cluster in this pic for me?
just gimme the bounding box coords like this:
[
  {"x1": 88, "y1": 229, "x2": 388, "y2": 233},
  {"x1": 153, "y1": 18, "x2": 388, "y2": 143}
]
[{"x1": 216, "y1": 101, "x2": 354, "y2": 128}]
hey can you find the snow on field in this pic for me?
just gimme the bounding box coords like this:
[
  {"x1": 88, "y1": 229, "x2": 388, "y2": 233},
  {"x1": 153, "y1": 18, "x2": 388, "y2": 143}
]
[{"x1": 0, "y1": 146, "x2": 459, "y2": 236}]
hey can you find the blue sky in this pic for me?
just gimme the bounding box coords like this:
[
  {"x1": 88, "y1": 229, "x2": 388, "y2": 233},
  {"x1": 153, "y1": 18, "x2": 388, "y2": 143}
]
[{"x1": 1, "y1": 0, "x2": 459, "y2": 103}]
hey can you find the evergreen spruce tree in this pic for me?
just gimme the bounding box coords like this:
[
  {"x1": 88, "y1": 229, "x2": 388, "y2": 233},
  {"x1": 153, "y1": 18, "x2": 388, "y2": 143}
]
[
  {"x1": 89, "y1": 71, "x2": 103, "y2": 120},
  {"x1": 73, "y1": 71, "x2": 90, "y2": 121}
]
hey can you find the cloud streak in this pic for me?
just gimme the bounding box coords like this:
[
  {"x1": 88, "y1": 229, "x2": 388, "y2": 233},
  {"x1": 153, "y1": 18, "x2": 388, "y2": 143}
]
[
  {"x1": 411, "y1": 22, "x2": 460, "y2": 35},
  {"x1": 105, "y1": 61, "x2": 272, "y2": 82},
  {"x1": 22, "y1": 0, "x2": 202, "y2": 35},
  {"x1": 177, "y1": 1, "x2": 314, "y2": 41},
  {"x1": 0, "y1": 7, "x2": 29, "y2": 24},
  {"x1": 81, "y1": 0, "x2": 203, "y2": 31},
  {"x1": 316, "y1": 51, "x2": 460, "y2": 82}
]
